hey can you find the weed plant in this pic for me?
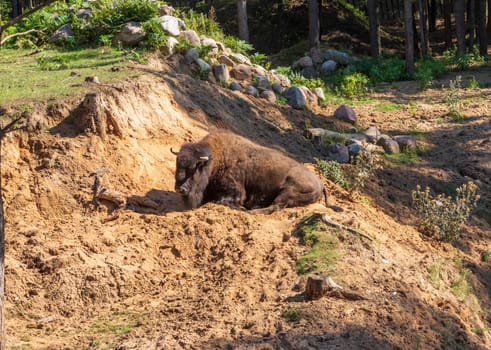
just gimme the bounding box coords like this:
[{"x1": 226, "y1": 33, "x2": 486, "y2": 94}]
[
  {"x1": 282, "y1": 307, "x2": 301, "y2": 322},
  {"x1": 444, "y1": 76, "x2": 464, "y2": 121},
  {"x1": 348, "y1": 151, "x2": 381, "y2": 199},
  {"x1": 412, "y1": 182, "x2": 479, "y2": 242},
  {"x1": 316, "y1": 158, "x2": 349, "y2": 189}
]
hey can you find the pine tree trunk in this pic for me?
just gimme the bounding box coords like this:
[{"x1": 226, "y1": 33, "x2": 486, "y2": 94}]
[
  {"x1": 405, "y1": 0, "x2": 415, "y2": 77},
  {"x1": 418, "y1": 0, "x2": 429, "y2": 56},
  {"x1": 455, "y1": 0, "x2": 467, "y2": 55},
  {"x1": 237, "y1": 0, "x2": 249, "y2": 42},
  {"x1": 478, "y1": 0, "x2": 488, "y2": 55},
  {"x1": 308, "y1": 0, "x2": 321, "y2": 60},
  {"x1": 368, "y1": 0, "x2": 380, "y2": 58},
  {"x1": 444, "y1": 0, "x2": 453, "y2": 49}
]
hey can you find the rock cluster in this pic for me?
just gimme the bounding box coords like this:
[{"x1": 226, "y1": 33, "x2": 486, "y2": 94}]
[{"x1": 305, "y1": 107, "x2": 417, "y2": 163}]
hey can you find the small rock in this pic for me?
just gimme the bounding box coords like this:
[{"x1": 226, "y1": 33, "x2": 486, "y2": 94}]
[
  {"x1": 252, "y1": 65, "x2": 267, "y2": 76},
  {"x1": 348, "y1": 143, "x2": 366, "y2": 158},
  {"x1": 333, "y1": 105, "x2": 357, "y2": 124},
  {"x1": 293, "y1": 56, "x2": 313, "y2": 69},
  {"x1": 271, "y1": 83, "x2": 283, "y2": 95},
  {"x1": 362, "y1": 126, "x2": 381, "y2": 143},
  {"x1": 112, "y1": 21, "x2": 146, "y2": 46},
  {"x1": 246, "y1": 85, "x2": 258, "y2": 96},
  {"x1": 200, "y1": 37, "x2": 219, "y2": 56},
  {"x1": 270, "y1": 71, "x2": 291, "y2": 87},
  {"x1": 185, "y1": 48, "x2": 199, "y2": 64},
  {"x1": 322, "y1": 49, "x2": 353, "y2": 65},
  {"x1": 159, "y1": 15, "x2": 181, "y2": 36},
  {"x1": 217, "y1": 55, "x2": 235, "y2": 67},
  {"x1": 194, "y1": 58, "x2": 211, "y2": 73},
  {"x1": 284, "y1": 87, "x2": 306, "y2": 109},
  {"x1": 159, "y1": 4, "x2": 175, "y2": 16},
  {"x1": 229, "y1": 82, "x2": 243, "y2": 92},
  {"x1": 327, "y1": 143, "x2": 350, "y2": 163},
  {"x1": 230, "y1": 53, "x2": 251, "y2": 65},
  {"x1": 212, "y1": 64, "x2": 230, "y2": 83},
  {"x1": 75, "y1": 8, "x2": 92, "y2": 18},
  {"x1": 180, "y1": 30, "x2": 200, "y2": 46},
  {"x1": 313, "y1": 87, "x2": 325, "y2": 101},
  {"x1": 230, "y1": 64, "x2": 252, "y2": 81},
  {"x1": 260, "y1": 90, "x2": 276, "y2": 102},
  {"x1": 85, "y1": 76, "x2": 100, "y2": 84},
  {"x1": 256, "y1": 75, "x2": 270, "y2": 91},
  {"x1": 301, "y1": 66, "x2": 318, "y2": 79},
  {"x1": 377, "y1": 136, "x2": 400, "y2": 154},
  {"x1": 48, "y1": 24, "x2": 74, "y2": 44},
  {"x1": 299, "y1": 86, "x2": 318, "y2": 106},
  {"x1": 393, "y1": 135, "x2": 417, "y2": 150},
  {"x1": 320, "y1": 60, "x2": 337, "y2": 75},
  {"x1": 161, "y1": 36, "x2": 179, "y2": 56}
]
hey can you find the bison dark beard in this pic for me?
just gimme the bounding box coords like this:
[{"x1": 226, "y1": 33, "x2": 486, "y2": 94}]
[{"x1": 183, "y1": 168, "x2": 209, "y2": 209}]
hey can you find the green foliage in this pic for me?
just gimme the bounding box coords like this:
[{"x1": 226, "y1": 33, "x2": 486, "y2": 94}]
[
  {"x1": 36, "y1": 53, "x2": 70, "y2": 70},
  {"x1": 370, "y1": 57, "x2": 407, "y2": 83},
  {"x1": 467, "y1": 76, "x2": 480, "y2": 89},
  {"x1": 348, "y1": 151, "x2": 381, "y2": 199},
  {"x1": 444, "y1": 76, "x2": 464, "y2": 121},
  {"x1": 338, "y1": 72, "x2": 369, "y2": 97},
  {"x1": 178, "y1": 9, "x2": 224, "y2": 42},
  {"x1": 289, "y1": 71, "x2": 325, "y2": 90},
  {"x1": 384, "y1": 148, "x2": 421, "y2": 165},
  {"x1": 481, "y1": 251, "x2": 491, "y2": 262},
  {"x1": 224, "y1": 35, "x2": 253, "y2": 55},
  {"x1": 250, "y1": 52, "x2": 270, "y2": 69},
  {"x1": 412, "y1": 182, "x2": 480, "y2": 242},
  {"x1": 295, "y1": 215, "x2": 339, "y2": 274},
  {"x1": 415, "y1": 57, "x2": 448, "y2": 90},
  {"x1": 316, "y1": 158, "x2": 349, "y2": 189},
  {"x1": 72, "y1": 0, "x2": 158, "y2": 45},
  {"x1": 443, "y1": 45, "x2": 485, "y2": 70},
  {"x1": 282, "y1": 307, "x2": 301, "y2": 322},
  {"x1": 338, "y1": 0, "x2": 368, "y2": 22},
  {"x1": 142, "y1": 17, "x2": 168, "y2": 50}
]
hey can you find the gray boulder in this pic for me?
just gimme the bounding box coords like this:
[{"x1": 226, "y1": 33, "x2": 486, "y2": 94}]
[
  {"x1": 302, "y1": 66, "x2": 318, "y2": 79},
  {"x1": 362, "y1": 126, "x2": 381, "y2": 143},
  {"x1": 377, "y1": 136, "x2": 400, "y2": 154},
  {"x1": 334, "y1": 105, "x2": 357, "y2": 124},
  {"x1": 113, "y1": 22, "x2": 145, "y2": 46},
  {"x1": 320, "y1": 60, "x2": 337, "y2": 75},
  {"x1": 159, "y1": 15, "x2": 181, "y2": 36},
  {"x1": 348, "y1": 143, "x2": 367, "y2": 158},
  {"x1": 212, "y1": 64, "x2": 229, "y2": 83},
  {"x1": 230, "y1": 53, "x2": 251, "y2": 65},
  {"x1": 76, "y1": 8, "x2": 92, "y2": 18},
  {"x1": 229, "y1": 82, "x2": 243, "y2": 92},
  {"x1": 293, "y1": 56, "x2": 313, "y2": 69},
  {"x1": 200, "y1": 37, "x2": 219, "y2": 56},
  {"x1": 260, "y1": 90, "x2": 276, "y2": 102},
  {"x1": 322, "y1": 49, "x2": 353, "y2": 65},
  {"x1": 256, "y1": 75, "x2": 270, "y2": 91},
  {"x1": 270, "y1": 71, "x2": 291, "y2": 87},
  {"x1": 180, "y1": 30, "x2": 200, "y2": 46},
  {"x1": 313, "y1": 87, "x2": 325, "y2": 101},
  {"x1": 161, "y1": 37, "x2": 178, "y2": 56},
  {"x1": 327, "y1": 143, "x2": 350, "y2": 163},
  {"x1": 271, "y1": 83, "x2": 283, "y2": 95},
  {"x1": 284, "y1": 87, "x2": 306, "y2": 109},
  {"x1": 230, "y1": 64, "x2": 252, "y2": 81},
  {"x1": 159, "y1": 4, "x2": 175, "y2": 16},
  {"x1": 185, "y1": 48, "x2": 199, "y2": 64},
  {"x1": 393, "y1": 135, "x2": 417, "y2": 151},
  {"x1": 246, "y1": 85, "x2": 258, "y2": 96},
  {"x1": 48, "y1": 24, "x2": 74, "y2": 44},
  {"x1": 194, "y1": 58, "x2": 211, "y2": 74},
  {"x1": 217, "y1": 55, "x2": 235, "y2": 67},
  {"x1": 299, "y1": 86, "x2": 318, "y2": 106}
]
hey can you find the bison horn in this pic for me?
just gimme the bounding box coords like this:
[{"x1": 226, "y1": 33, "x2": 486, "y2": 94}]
[
  {"x1": 170, "y1": 147, "x2": 179, "y2": 155},
  {"x1": 199, "y1": 156, "x2": 209, "y2": 161}
]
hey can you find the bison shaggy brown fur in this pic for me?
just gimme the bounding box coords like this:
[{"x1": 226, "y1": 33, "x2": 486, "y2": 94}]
[{"x1": 173, "y1": 130, "x2": 327, "y2": 214}]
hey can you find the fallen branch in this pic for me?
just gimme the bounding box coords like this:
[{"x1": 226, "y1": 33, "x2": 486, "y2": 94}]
[
  {"x1": 0, "y1": 29, "x2": 41, "y2": 45},
  {"x1": 320, "y1": 213, "x2": 373, "y2": 241}
]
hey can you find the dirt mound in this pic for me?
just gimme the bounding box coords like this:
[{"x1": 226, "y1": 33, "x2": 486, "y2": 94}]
[{"x1": 2, "y1": 59, "x2": 490, "y2": 349}]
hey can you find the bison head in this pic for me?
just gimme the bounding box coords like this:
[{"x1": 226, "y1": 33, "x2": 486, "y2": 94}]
[{"x1": 172, "y1": 143, "x2": 212, "y2": 208}]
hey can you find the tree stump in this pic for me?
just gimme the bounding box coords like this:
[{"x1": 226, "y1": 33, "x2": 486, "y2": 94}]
[{"x1": 305, "y1": 275, "x2": 329, "y2": 300}]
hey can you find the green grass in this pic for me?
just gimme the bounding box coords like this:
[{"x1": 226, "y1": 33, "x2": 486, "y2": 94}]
[
  {"x1": 0, "y1": 47, "x2": 141, "y2": 105},
  {"x1": 374, "y1": 102, "x2": 405, "y2": 113},
  {"x1": 384, "y1": 148, "x2": 422, "y2": 165},
  {"x1": 428, "y1": 261, "x2": 445, "y2": 289},
  {"x1": 282, "y1": 306, "x2": 302, "y2": 322},
  {"x1": 295, "y1": 214, "x2": 339, "y2": 274}
]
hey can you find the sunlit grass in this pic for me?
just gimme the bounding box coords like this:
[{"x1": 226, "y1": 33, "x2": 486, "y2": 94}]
[{"x1": 0, "y1": 47, "x2": 142, "y2": 104}]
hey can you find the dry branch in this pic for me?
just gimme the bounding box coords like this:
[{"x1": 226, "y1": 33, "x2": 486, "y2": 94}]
[
  {"x1": 0, "y1": 29, "x2": 41, "y2": 45},
  {"x1": 320, "y1": 213, "x2": 373, "y2": 241}
]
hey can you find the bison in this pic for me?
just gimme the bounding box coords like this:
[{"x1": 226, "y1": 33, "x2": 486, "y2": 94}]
[{"x1": 172, "y1": 130, "x2": 328, "y2": 214}]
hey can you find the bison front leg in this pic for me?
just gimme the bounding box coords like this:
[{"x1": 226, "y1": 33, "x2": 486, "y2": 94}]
[{"x1": 209, "y1": 178, "x2": 247, "y2": 210}]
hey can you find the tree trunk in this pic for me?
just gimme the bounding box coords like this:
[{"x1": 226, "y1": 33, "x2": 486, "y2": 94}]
[
  {"x1": 236, "y1": 0, "x2": 249, "y2": 42},
  {"x1": 11, "y1": 0, "x2": 21, "y2": 17},
  {"x1": 0, "y1": 142, "x2": 4, "y2": 350},
  {"x1": 308, "y1": 0, "x2": 321, "y2": 61},
  {"x1": 488, "y1": 0, "x2": 491, "y2": 37},
  {"x1": 367, "y1": 0, "x2": 380, "y2": 58},
  {"x1": 467, "y1": 0, "x2": 476, "y2": 50},
  {"x1": 455, "y1": 0, "x2": 467, "y2": 55},
  {"x1": 478, "y1": 0, "x2": 488, "y2": 55},
  {"x1": 443, "y1": 0, "x2": 453, "y2": 49},
  {"x1": 405, "y1": 0, "x2": 415, "y2": 77},
  {"x1": 429, "y1": 0, "x2": 437, "y2": 32},
  {"x1": 418, "y1": 0, "x2": 429, "y2": 56}
]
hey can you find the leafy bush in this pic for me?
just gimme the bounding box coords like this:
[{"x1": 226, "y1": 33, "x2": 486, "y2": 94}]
[
  {"x1": 178, "y1": 9, "x2": 224, "y2": 42},
  {"x1": 37, "y1": 54, "x2": 70, "y2": 70},
  {"x1": 282, "y1": 307, "x2": 301, "y2": 322},
  {"x1": 369, "y1": 57, "x2": 407, "y2": 83},
  {"x1": 338, "y1": 72, "x2": 369, "y2": 97},
  {"x1": 412, "y1": 182, "x2": 479, "y2": 242},
  {"x1": 250, "y1": 52, "x2": 270, "y2": 69},
  {"x1": 316, "y1": 158, "x2": 349, "y2": 189},
  {"x1": 348, "y1": 151, "x2": 381, "y2": 198},
  {"x1": 443, "y1": 45, "x2": 485, "y2": 70},
  {"x1": 72, "y1": 0, "x2": 158, "y2": 45},
  {"x1": 288, "y1": 71, "x2": 325, "y2": 90},
  {"x1": 142, "y1": 17, "x2": 168, "y2": 50},
  {"x1": 444, "y1": 76, "x2": 464, "y2": 121},
  {"x1": 224, "y1": 35, "x2": 253, "y2": 55},
  {"x1": 415, "y1": 57, "x2": 448, "y2": 90}
]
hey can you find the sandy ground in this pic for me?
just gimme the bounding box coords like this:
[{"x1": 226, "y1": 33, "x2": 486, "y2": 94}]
[{"x1": 1, "y1": 56, "x2": 490, "y2": 349}]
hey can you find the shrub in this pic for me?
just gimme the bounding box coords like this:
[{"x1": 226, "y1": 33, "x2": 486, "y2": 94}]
[
  {"x1": 223, "y1": 35, "x2": 253, "y2": 55},
  {"x1": 179, "y1": 9, "x2": 224, "y2": 42},
  {"x1": 282, "y1": 307, "x2": 301, "y2": 322},
  {"x1": 142, "y1": 17, "x2": 168, "y2": 50},
  {"x1": 348, "y1": 151, "x2": 381, "y2": 198},
  {"x1": 444, "y1": 76, "x2": 464, "y2": 121},
  {"x1": 412, "y1": 182, "x2": 479, "y2": 242},
  {"x1": 338, "y1": 72, "x2": 369, "y2": 97},
  {"x1": 368, "y1": 57, "x2": 407, "y2": 83},
  {"x1": 415, "y1": 57, "x2": 448, "y2": 90},
  {"x1": 316, "y1": 158, "x2": 349, "y2": 189}
]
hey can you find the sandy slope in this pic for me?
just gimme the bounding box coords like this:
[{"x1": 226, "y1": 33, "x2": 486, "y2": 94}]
[{"x1": 1, "y1": 58, "x2": 490, "y2": 349}]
